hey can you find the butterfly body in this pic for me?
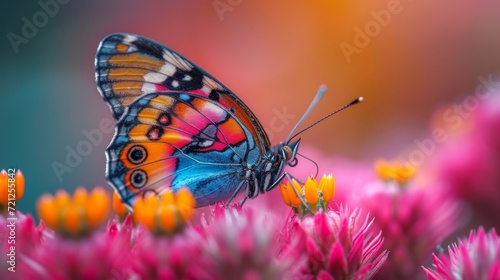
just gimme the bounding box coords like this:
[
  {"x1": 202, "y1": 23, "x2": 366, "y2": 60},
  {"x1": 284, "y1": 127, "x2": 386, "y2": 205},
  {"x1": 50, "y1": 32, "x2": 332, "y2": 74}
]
[{"x1": 96, "y1": 33, "x2": 299, "y2": 208}]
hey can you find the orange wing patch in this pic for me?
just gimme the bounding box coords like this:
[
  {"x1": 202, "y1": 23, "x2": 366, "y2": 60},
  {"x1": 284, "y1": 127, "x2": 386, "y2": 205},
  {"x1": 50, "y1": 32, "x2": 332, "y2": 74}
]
[
  {"x1": 108, "y1": 68, "x2": 151, "y2": 81},
  {"x1": 115, "y1": 43, "x2": 130, "y2": 53},
  {"x1": 136, "y1": 108, "x2": 161, "y2": 125},
  {"x1": 111, "y1": 81, "x2": 145, "y2": 96},
  {"x1": 149, "y1": 95, "x2": 175, "y2": 111},
  {"x1": 108, "y1": 53, "x2": 164, "y2": 69}
]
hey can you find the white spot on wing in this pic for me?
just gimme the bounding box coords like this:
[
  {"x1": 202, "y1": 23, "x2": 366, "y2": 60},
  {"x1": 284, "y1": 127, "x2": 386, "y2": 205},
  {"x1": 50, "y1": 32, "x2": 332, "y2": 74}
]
[
  {"x1": 198, "y1": 140, "x2": 214, "y2": 147},
  {"x1": 182, "y1": 74, "x2": 192, "y2": 81},
  {"x1": 122, "y1": 35, "x2": 137, "y2": 44},
  {"x1": 144, "y1": 72, "x2": 167, "y2": 83},
  {"x1": 142, "y1": 83, "x2": 156, "y2": 94},
  {"x1": 159, "y1": 63, "x2": 176, "y2": 76},
  {"x1": 171, "y1": 81, "x2": 179, "y2": 88},
  {"x1": 201, "y1": 85, "x2": 211, "y2": 93},
  {"x1": 126, "y1": 45, "x2": 138, "y2": 52}
]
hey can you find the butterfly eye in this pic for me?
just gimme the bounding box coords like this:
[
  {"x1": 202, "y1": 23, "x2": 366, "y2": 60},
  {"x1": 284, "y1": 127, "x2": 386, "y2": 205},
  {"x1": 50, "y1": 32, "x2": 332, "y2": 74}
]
[
  {"x1": 128, "y1": 145, "x2": 147, "y2": 164},
  {"x1": 130, "y1": 169, "x2": 147, "y2": 189},
  {"x1": 282, "y1": 146, "x2": 293, "y2": 161}
]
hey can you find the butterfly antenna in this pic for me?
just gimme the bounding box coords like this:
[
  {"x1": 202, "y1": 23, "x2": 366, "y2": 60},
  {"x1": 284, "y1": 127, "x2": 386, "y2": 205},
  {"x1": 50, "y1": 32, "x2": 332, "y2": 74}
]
[
  {"x1": 296, "y1": 152, "x2": 319, "y2": 178},
  {"x1": 285, "y1": 85, "x2": 328, "y2": 143},
  {"x1": 288, "y1": 95, "x2": 363, "y2": 143}
]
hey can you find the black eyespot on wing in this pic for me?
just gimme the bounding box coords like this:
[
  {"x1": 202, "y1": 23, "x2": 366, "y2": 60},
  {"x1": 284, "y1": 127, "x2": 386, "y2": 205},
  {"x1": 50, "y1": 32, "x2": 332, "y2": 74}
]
[
  {"x1": 130, "y1": 169, "x2": 147, "y2": 189},
  {"x1": 128, "y1": 145, "x2": 147, "y2": 164}
]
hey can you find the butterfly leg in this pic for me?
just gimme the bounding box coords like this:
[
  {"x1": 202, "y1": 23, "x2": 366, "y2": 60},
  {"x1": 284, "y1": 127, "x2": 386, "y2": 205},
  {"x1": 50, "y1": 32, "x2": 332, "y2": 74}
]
[
  {"x1": 265, "y1": 173, "x2": 285, "y2": 192},
  {"x1": 284, "y1": 173, "x2": 313, "y2": 213},
  {"x1": 239, "y1": 196, "x2": 249, "y2": 207},
  {"x1": 266, "y1": 172, "x2": 306, "y2": 192},
  {"x1": 226, "y1": 180, "x2": 247, "y2": 207}
]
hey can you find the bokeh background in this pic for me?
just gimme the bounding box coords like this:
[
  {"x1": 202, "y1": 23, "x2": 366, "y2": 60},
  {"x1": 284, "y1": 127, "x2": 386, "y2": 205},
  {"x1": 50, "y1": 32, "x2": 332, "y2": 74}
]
[{"x1": 1, "y1": 0, "x2": 500, "y2": 216}]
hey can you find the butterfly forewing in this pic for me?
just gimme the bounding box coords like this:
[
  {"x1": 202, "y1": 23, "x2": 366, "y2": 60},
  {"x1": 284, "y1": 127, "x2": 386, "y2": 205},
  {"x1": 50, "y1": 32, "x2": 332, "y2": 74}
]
[{"x1": 96, "y1": 34, "x2": 268, "y2": 144}]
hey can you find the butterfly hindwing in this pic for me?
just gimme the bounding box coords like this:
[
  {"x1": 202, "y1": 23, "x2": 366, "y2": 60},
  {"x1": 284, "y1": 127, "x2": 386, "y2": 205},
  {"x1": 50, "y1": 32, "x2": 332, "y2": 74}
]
[{"x1": 106, "y1": 91, "x2": 262, "y2": 207}]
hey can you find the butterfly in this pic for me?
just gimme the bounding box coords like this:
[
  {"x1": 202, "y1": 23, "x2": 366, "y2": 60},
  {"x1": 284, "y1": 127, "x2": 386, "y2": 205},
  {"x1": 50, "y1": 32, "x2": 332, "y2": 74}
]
[{"x1": 95, "y1": 33, "x2": 361, "y2": 209}]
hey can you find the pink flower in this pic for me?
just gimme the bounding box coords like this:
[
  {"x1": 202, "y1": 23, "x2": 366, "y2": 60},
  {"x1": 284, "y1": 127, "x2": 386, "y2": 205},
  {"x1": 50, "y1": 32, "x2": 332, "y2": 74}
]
[
  {"x1": 339, "y1": 159, "x2": 461, "y2": 279},
  {"x1": 423, "y1": 227, "x2": 500, "y2": 280},
  {"x1": 281, "y1": 206, "x2": 388, "y2": 279},
  {"x1": 351, "y1": 179, "x2": 460, "y2": 279},
  {"x1": 1, "y1": 213, "x2": 44, "y2": 255},
  {"x1": 0, "y1": 213, "x2": 46, "y2": 277},
  {"x1": 19, "y1": 216, "x2": 132, "y2": 280},
  {"x1": 429, "y1": 93, "x2": 500, "y2": 229},
  {"x1": 128, "y1": 226, "x2": 204, "y2": 279},
  {"x1": 198, "y1": 204, "x2": 296, "y2": 280}
]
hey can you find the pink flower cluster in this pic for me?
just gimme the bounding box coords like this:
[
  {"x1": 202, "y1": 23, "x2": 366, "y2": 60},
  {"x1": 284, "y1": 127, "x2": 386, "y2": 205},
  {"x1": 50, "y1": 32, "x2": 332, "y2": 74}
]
[
  {"x1": 424, "y1": 227, "x2": 500, "y2": 280},
  {"x1": 281, "y1": 206, "x2": 388, "y2": 280},
  {"x1": 430, "y1": 90, "x2": 500, "y2": 229},
  {"x1": 0, "y1": 205, "x2": 387, "y2": 280}
]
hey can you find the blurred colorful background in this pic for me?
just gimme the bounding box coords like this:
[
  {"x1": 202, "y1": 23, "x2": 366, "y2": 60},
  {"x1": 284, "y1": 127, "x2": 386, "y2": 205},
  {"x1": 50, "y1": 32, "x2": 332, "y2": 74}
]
[{"x1": 1, "y1": 0, "x2": 500, "y2": 226}]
